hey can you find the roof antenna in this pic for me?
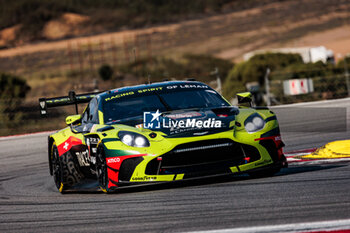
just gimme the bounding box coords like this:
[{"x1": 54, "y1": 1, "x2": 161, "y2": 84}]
[{"x1": 147, "y1": 74, "x2": 151, "y2": 84}]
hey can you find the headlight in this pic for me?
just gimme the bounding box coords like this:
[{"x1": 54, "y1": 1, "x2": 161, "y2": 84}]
[
  {"x1": 244, "y1": 113, "x2": 265, "y2": 133},
  {"x1": 118, "y1": 131, "x2": 150, "y2": 147}
]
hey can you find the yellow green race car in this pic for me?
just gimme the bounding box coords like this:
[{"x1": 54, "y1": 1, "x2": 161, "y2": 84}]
[{"x1": 39, "y1": 81, "x2": 287, "y2": 193}]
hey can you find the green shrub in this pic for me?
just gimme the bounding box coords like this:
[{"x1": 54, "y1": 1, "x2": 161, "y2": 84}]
[
  {"x1": 223, "y1": 53, "x2": 303, "y2": 100},
  {"x1": 0, "y1": 73, "x2": 30, "y2": 124},
  {"x1": 115, "y1": 54, "x2": 233, "y2": 83},
  {"x1": 182, "y1": 54, "x2": 234, "y2": 82},
  {"x1": 273, "y1": 61, "x2": 337, "y2": 80},
  {"x1": 98, "y1": 64, "x2": 114, "y2": 81},
  {"x1": 337, "y1": 56, "x2": 350, "y2": 71}
]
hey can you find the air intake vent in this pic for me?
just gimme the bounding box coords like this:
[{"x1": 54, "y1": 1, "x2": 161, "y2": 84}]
[{"x1": 145, "y1": 139, "x2": 260, "y2": 177}]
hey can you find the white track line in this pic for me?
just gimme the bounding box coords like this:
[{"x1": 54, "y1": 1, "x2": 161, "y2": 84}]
[
  {"x1": 0, "y1": 130, "x2": 55, "y2": 141},
  {"x1": 270, "y1": 97, "x2": 350, "y2": 108},
  {"x1": 189, "y1": 219, "x2": 350, "y2": 233},
  {"x1": 288, "y1": 158, "x2": 350, "y2": 165}
]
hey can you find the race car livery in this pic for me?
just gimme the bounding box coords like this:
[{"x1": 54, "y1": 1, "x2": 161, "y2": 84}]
[{"x1": 39, "y1": 81, "x2": 287, "y2": 193}]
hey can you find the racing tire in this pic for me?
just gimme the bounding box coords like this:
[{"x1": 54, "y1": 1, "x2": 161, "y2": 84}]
[
  {"x1": 51, "y1": 143, "x2": 63, "y2": 192},
  {"x1": 96, "y1": 146, "x2": 110, "y2": 193},
  {"x1": 50, "y1": 143, "x2": 84, "y2": 193}
]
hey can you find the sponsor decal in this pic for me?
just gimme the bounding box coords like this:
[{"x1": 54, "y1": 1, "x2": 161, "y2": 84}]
[
  {"x1": 137, "y1": 87, "x2": 163, "y2": 93},
  {"x1": 63, "y1": 142, "x2": 69, "y2": 150},
  {"x1": 143, "y1": 110, "x2": 162, "y2": 129},
  {"x1": 143, "y1": 110, "x2": 222, "y2": 130},
  {"x1": 135, "y1": 124, "x2": 143, "y2": 128},
  {"x1": 105, "y1": 91, "x2": 135, "y2": 101},
  {"x1": 166, "y1": 111, "x2": 202, "y2": 119},
  {"x1": 39, "y1": 100, "x2": 46, "y2": 115},
  {"x1": 105, "y1": 84, "x2": 208, "y2": 102},
  {"x1": 76, "y1": 150, "x2": 90, "y2": 166},
  {"x1": 90, "y1": 156, "x2": 96, "y2": 165},
  {"x1": 39, "y1": 101, "x2": 46, "y2": 108},
  {"x1": 193, "y1": 131, "x2": 209, "y2": 136},
  {"x1": 105, "y1": 154, "x2": 147, "y2": 189},
  {"x1": 131, "y1": 176, "x2": 157, "y2": 181},
  {"x1": 87, "y1": 137, "x2": 99, "y2": 144},
  {"x1": 166, "y1": 84, "x2": 208, "y2": 89},
  {"x1": 107, "y1": 157, "x2": 121, "y2": 164},
  {"x1": 163, "y1": 118, "x2": 222, "y2": 129},
  {"x1": 57, "y1": 136, "x2": 83, "y2": 155},
  {"x1": 47, "y1": 98, "x2": 69, "y2": 104}
]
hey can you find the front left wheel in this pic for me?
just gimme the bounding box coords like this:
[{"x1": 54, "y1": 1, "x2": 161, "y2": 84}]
[{"x1": 51, "y1": 143, "x2": 63, "y2": 192}]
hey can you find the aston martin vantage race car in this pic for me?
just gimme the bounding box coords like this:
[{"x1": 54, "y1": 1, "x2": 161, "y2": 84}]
[{"x1": 39, "y1": 81, "x2": 287, "y2": 193}]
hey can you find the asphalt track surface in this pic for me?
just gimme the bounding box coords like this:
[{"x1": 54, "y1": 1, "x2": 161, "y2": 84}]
[{"x1": 1, "y1": 98, "x2": 350, "y2": 232}]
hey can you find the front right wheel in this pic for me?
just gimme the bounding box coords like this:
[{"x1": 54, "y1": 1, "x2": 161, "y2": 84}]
[{"x1": 96, "y1": 146, "x2": 109, "y2": 193}]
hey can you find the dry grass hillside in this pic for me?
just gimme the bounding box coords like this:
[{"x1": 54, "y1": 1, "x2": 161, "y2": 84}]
[
  {"x1": 0, "y1": 0, "x2": 350, "y2": 99},
  {"x1": 1, "y1": 0, "x2": 350, "y2": 135}
]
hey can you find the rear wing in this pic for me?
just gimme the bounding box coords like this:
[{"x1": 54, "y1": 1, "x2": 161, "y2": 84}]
[{"x1": 39, "y1": 90, "x2": 104, "y2": 116}]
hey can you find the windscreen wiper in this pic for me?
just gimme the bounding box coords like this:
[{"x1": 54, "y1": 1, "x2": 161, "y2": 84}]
[{"x1": 155, "y1": 93, "x2": 172, "y2": 111}]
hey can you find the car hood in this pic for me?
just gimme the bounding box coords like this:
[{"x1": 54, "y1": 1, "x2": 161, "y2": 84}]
[{"x1": 116, "y1": 107, "x2": 239, "y2": 138}]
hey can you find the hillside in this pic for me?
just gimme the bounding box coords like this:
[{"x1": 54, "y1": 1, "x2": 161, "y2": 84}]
[
  {"x1": 1, "y1": 0, "x2": 350, "y2": 135},
  {"x1": 0, "y1": 0, "x2": 349, "y2": 56},
  {"x1": 1, "y1": 0, "x2": 350, "y2": 98},
  {"x1": 0, "y1": 0, "x2": 277, "y2": 48}
]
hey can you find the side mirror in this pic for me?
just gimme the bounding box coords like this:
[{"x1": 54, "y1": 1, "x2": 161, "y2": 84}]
[
  {"x1": 237, "y1": 92, "x2": 252, "y2": 106},
  {"x1": 65, "y1": 114, "x2": 82, "y2": 126}
]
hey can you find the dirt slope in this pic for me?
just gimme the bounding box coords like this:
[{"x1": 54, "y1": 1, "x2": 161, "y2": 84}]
[{"x1": 0, "y1": 0, "x2": 349, "y2": 61}]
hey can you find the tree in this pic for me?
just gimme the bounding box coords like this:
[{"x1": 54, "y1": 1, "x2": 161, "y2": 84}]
[
  {"x1": 0, "y1": 73, "x2": 30, "y2": 123},
  {"x1": 98, "y1": 64, "x2": 114, "y2": 81},
  {"x1": 223, "y1": 53, "x2": 303, "y2": 100}
]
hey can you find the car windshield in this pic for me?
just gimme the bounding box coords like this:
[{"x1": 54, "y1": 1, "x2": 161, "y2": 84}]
[
  {"x1": 159, "y1": 89, "x2": 229, "y2": 110},
  {"x1": 103, "y1": 88, "x2": 229, "y2": 123}
]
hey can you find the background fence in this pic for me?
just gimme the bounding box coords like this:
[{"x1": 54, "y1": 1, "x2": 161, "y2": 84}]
[
  {"x1": 1, "y1": 72, "x2": 349, "y2": 136},
  {"x1": 0, "y1": 12, "x2": 243, "y2": 80},
  {"x1": 268, "y1": 72, "x2": 349, "y2": 105},
  {"x1": 1, "y1": 12, "x2": 350, "y2": 135}
]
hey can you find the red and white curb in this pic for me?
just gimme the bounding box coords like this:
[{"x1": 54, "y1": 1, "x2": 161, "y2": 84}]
[
  {"x1": 189, "y1": 219, "x2": 350, "y2": 233},
  {"x1": 285, "y1": 148, "x2": 317, "y2": 164},
  {"x1": 285, "y1": 149, "x2": 350, "y2": 165}
]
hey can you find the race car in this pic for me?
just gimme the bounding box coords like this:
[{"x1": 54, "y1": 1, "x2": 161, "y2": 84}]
[{"x1": 39, "y1": 81, "x2": 287, "y2": 193}]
